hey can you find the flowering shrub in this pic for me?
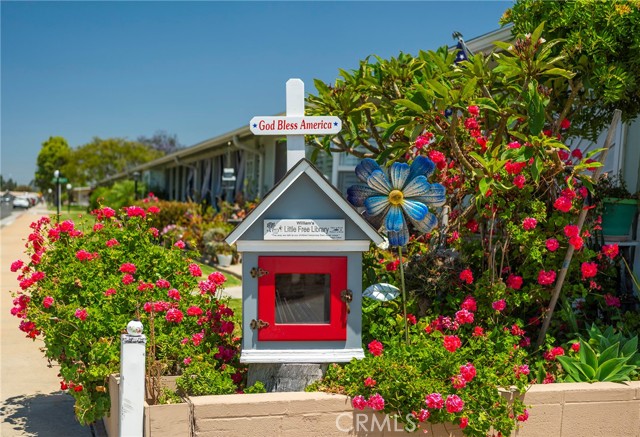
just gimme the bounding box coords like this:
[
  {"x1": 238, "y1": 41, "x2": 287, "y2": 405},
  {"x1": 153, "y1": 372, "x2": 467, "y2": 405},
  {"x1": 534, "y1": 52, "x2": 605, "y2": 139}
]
[
  {"x1": 308, "y1": 23, "x2": 639, "y2": 434},
  {"x1": 8, "y1": 206, "x2": 243, "y2": 425},
  {"x1": 310, "y1": 300, "x2": 530, "y2": 435}
]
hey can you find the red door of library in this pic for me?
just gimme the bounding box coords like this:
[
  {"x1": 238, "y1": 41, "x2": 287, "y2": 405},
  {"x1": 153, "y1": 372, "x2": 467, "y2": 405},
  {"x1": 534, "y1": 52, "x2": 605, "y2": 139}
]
[{"x1": 256, "y1": 256, "x2": 348, "y2": 341}]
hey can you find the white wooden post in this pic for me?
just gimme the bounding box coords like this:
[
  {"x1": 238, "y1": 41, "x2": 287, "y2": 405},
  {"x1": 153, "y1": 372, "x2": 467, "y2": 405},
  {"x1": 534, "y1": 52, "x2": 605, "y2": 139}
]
[
  {"x1": 249, "y1": 79, "x2": 342, "y2": 170},
  {"x1": 285, "y1": 78, "x2": 306, "y2": 169},
  {"x1": 119, "y1": 320, "x2": 146, "y2": 437}
]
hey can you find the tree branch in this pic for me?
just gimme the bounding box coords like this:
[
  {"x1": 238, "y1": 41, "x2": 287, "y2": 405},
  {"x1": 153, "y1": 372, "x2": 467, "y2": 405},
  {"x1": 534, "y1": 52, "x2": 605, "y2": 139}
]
[{"x1": 365, "y1": 108, "x2": 385, "y2": 152}]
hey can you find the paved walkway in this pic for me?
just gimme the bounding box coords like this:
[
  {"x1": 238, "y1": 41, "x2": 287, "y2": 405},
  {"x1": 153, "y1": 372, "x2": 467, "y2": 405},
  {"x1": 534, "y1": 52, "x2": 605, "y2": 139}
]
[{"x1": 1, "y1": 204, "x2": 93, "y2": 436}]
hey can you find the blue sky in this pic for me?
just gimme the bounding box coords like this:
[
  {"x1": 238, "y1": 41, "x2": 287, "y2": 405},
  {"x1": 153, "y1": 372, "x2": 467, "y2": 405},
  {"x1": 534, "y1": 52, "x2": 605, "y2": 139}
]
[{"x1": 1, "y1": 1, "x2": 512, "y2": 185}]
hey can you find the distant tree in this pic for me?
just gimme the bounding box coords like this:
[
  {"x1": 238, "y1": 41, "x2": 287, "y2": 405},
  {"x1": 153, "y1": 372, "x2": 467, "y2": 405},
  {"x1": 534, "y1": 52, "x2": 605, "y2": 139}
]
[
  {"x1": 502, "y1": 0, "x2": 640, "y2": 140},
  {"x1": 71, "y1": 137, "x2": 163, "y2": 185},
  {"x1": 0, "y1": 176, "x2": 17, "y2": 191},
  {"x1": 15, "y1": 184, "x2": 34, "y2": 192},
  {"x1": 35, "y1": 137, "x2": 73, "y2": 193},
  {"x1": 137, "y1": 130, "x2": 184, "y2": 154}
]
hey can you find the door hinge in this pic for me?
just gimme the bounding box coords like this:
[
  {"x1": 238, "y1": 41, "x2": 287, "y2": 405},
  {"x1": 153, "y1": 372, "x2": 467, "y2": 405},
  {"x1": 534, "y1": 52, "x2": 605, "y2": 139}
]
[
  {"x1": 250, "y1": 319, "x2": 270, "y2": 330},
  {"x1": 250, "y1": 267, "x2": 268, "y2": 278}
]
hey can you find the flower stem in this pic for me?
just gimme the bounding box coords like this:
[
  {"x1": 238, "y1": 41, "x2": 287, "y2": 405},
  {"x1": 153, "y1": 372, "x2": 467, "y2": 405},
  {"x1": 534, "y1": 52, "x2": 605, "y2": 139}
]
[{"x1": 398, "y1": 245, "x2": 409, "y2": 345}]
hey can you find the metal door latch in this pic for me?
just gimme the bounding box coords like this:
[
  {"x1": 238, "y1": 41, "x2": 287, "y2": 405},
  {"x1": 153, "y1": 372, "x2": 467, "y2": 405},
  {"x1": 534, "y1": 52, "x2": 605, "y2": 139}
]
[
  {"x1": 341, "y1": 289, "x2": 353, "y2": 314},
  {"x1": 250, "y1": 319, "x2": 270, "y2": 330},
  {"x1": 250, "y1": 267, "x2": 268, "y2": 278}
]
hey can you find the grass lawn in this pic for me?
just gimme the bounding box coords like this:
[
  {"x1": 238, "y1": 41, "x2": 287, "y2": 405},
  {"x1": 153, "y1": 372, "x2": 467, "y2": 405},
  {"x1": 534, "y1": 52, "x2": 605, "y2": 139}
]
[
  {"x1": 227, "y1": 298, "x2": 242, "y2": 337},
  {"x1": 199, "y1": 262, "x2": 242, "y2": 288},
  {"x1": 50, "y1": 206, "x2": 95, "y2": 229}
]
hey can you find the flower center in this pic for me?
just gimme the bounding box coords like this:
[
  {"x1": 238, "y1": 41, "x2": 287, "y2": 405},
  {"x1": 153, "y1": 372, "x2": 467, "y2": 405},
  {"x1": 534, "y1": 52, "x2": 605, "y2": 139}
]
[{"x1": 388, "y1": 190, "x2": 404, "y2": 206}]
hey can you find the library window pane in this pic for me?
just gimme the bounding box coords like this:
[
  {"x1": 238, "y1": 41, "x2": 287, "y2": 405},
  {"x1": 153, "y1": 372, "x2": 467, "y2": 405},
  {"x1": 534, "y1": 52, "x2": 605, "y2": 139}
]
[{"x1": 274, "y1": 273, "x2": 330, "y2": 324}]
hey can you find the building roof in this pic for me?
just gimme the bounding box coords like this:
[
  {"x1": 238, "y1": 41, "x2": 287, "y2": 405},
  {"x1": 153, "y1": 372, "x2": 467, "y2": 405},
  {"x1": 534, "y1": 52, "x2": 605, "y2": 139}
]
[{"x1": 226, "y1": 158, "x2": 383, "y2": 245}]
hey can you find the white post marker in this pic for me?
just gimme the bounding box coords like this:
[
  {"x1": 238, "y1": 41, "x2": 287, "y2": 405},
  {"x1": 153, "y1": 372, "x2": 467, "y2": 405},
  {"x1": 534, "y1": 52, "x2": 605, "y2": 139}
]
[
  {"x1": 250, "y1": 78, "x2": 342, "y2": 170},
  {"x1": 119, "y1": 320, "x2": 146, "y2": 437}
]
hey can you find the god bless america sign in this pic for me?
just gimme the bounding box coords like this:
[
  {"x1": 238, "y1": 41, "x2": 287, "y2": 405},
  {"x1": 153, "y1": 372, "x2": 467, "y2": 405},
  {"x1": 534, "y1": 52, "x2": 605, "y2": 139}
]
[{"x1": 250, "y1": 116, "x2": 342, "y2": 135}]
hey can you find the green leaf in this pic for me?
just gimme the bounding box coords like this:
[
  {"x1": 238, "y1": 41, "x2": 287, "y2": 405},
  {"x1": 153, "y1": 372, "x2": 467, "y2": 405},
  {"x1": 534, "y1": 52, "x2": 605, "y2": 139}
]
[
  {"x1": 469, "y1": 152, "x2": 488, "y2": 167},
  {"x1": 394, "y1": 98, "x2": 427, "y2": 114},
  {"x1": 557, "y1": 356, "x2": 583, "y2": 381},
  {"x1": 492, "y1": 41, "x2": 513, "y2": 51},
  {"x1": 579, "y1": 340, "x2": 598, "y2": 370},
  {"x1": 479, "y1": 178, "x2": 492, "y2": 197},
  {"x1": 606, "y1": 365, "x2": 636, "y2": 382},
  {"x1": 542, "y1": 68, "x2": 575, "y2": 79},
  {"x1": 425, "y1": 79, "x2": 450, "y2": 99},
  {"x1": 598, "y1": 342, "x2": 620, "y2": 365},
  {"x1": 382, "y1": 118, "x2": 411, "y2": 141},
  {"x1": 596, "y1": 357, "x2": 630, "y2": 381},
  {"x1": 461, "y1": 77, "x2": 478, "y2": 100},
  {"x1": 475, "y1": 97, "x2": 500, "y2": 113},
  {"x1": 575, "y1": 362, "x2": 596, "y2": 381},
  {"x1": 620, "y1": 336, "x2": 638, "y2": 358},
  {"x1": 585, "y1": 148, "x2": 606, "y2": 160}
]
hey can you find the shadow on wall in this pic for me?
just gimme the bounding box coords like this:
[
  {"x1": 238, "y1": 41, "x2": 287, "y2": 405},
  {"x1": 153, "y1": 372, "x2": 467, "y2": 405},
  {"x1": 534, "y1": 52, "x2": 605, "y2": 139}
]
[{"x1": 0, "y1": 392, "x2": 92, "y2": 436}]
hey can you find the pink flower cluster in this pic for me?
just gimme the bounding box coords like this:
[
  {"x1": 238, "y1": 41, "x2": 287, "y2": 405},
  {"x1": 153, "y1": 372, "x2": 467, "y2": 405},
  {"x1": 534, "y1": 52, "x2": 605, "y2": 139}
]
[
  {"x1": 76, "y1": 250, "x2": 99, "y2": 262},
  {"x1": 492, "y1": 299, "x2": 506, "y2": 312},
  {"x1": 450, "y1": 362, "x2": 476, "y2": 389},
  {"x1": 514, "y1": 364, "x2": 530, "y2": 379},
  {"x1": 506, "y1": 274, "x2": 523, "y2": 290},
  {"x1": 580, "y1": 262, "x2": 598, "y2": 280},
  {"x1": 602, "y1": 244, "x2": 619, "y2": 259},
  {"x1": 543, "y1": 346, "x2": 565, "y2": 361},
  {"x1": 455, "y1": 309, "x2": 474, "y2": 325},
  {"x1": 124, "y1": 206, "x2": 146, "y2": 218},
  {"x1": 165, "y1": 308, "x2": 184, "y2": 323},
  {"x1": 522, "y1": 217, "x2": 537, "y2": 231},
  {"x1": 425, "y1": 393, "x2": 464, "y2": 413},
  {"x1": 537, "y1": 270, "x2": 557, "y2": 286},
  {"x1": 368, "y1": 339, "x2": 384, "y2": 356},
  {"x1": 119, "y1": 263, "x2": 137, "y2": 274},
  {"x1": 75, "y1": 308, "x2": 88, "y2": 321},
  {"x1": 188, "y1": 263, "x2": 202, "y2": 277},
  {"x1": 443, "y1": 335, "x2": 462, "y2": 352},
  {"x1": 564, "y1": 224, "x2": 584, "y2": 250},
  {"x1": 604, "y1": 294, "x2": 621, "y2": 308},
  {"x1": 198, "y1": 272, "x2": 228, "y2": 294},
  {"x1": 459, "y1": 269, "x2": 474, "y2": 284},
  {"x1": 352, "y1": 393, "x2": 385, "y2": 411}
]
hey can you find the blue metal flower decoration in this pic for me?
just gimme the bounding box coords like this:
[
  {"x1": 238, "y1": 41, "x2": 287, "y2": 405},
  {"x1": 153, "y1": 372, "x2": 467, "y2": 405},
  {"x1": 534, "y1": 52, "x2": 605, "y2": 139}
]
[{"x1": 347, "y1": 156, "x2": 446, "y2": 246}]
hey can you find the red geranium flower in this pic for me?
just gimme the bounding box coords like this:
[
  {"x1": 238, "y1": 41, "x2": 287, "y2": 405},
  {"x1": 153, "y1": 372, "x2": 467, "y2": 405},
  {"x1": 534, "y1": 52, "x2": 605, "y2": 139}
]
[
  {"x1": 602, "y1": 244, "x2": 619, "y2": 259},
  {"x1": 581, "y1": 262, "x2": 598, "y2": 280},
  {"x1": 522, "y1": 217, "x2": 537, "y2": 230},
  {"x1": 459, "y1": 269, "x2": 474, "y2": 284},
  {"x1": 443, "y1": 335, "x2": 462, "y2": 352},
  {"x1": 368, "y1": 340, "x2": 384, "y2": 356},
  {"x1": 546, "y1": 238, "x2": 560, "y2": 252}
]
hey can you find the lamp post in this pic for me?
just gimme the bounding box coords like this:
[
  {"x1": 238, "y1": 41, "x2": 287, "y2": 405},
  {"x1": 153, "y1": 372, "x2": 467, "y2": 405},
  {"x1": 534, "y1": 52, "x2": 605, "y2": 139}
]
[
  {"x1": 47, "y1": 188, "x2": 52, "y2": 205},
  {"x1": 66, "y1": 183, "x2": 72, "y2": 213},
  {"x1": 54, "y1": 170, "x2": 61, "y2": 221},
  {"x1": 133, "y1": 171, "x2": 140, "y2": 201}
]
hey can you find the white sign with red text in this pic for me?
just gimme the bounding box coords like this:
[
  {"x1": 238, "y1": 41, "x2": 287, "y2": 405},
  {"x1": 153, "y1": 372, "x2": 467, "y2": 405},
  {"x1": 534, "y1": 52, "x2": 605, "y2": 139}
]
[{"x1": 250, "y1": 116, "x2": 342, "y2": 135}]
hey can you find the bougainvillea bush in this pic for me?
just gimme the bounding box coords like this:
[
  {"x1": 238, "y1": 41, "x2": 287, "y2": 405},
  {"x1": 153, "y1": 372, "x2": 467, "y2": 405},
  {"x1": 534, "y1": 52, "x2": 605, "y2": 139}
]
[{"x1": 9, "y1": 206, "x2": 244, "y2": 425}]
